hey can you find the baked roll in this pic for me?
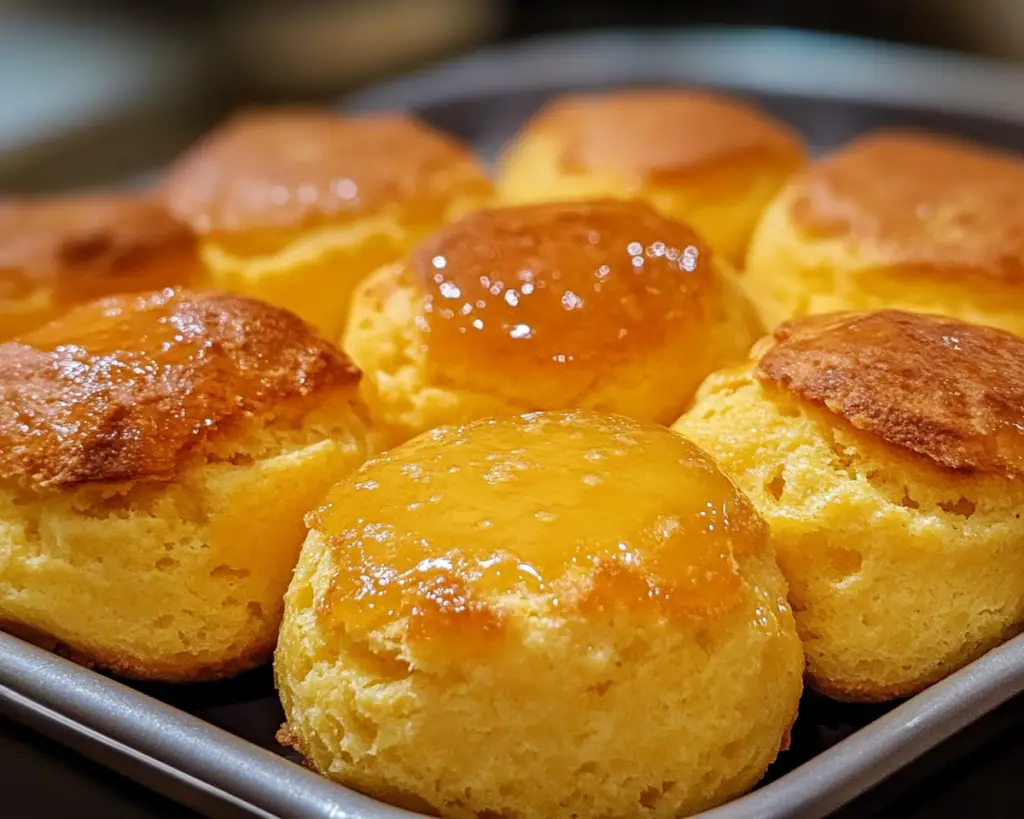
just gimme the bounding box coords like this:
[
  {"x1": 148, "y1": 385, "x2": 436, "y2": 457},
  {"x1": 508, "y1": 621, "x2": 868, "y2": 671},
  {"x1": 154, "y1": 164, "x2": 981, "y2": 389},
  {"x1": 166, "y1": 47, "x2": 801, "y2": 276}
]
[
  {"x1": 0, "y1": 195, "x2": 202, "y2": 340},
  {"x1": 675, "y1": 310, "x2": 1024, "y2": 700},
  {"x1": 0, "y1": 289, "x2": 367, "y2": 681},
  {"x1": 344, "y1": 200, "x2": 760, "y2": 448},
  {"x1": 497, "y1": 89, "x2": 805, "y2": 266},
  {"x1": 276, "y1": 410, "x2": 803, "y2": 819},
  {"x1": 744, "y1": 130, "x2": 1024, "y2": 334},
  {"x1": 162, "y1": 109, "x2": 493, "y2": 338}
]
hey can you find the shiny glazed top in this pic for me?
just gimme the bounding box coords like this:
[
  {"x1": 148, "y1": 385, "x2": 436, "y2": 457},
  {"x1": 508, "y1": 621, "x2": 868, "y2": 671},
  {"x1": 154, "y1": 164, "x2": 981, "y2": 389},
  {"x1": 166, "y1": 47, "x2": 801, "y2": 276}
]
[
  {"x1": 410, "y1": 201, "x2": 718, "y2": 401},
  {"x1": 311, "y1": 411, "x2": 769, "y2": 654},
  {"x1": 788, "y1": 131, "x2": 1024, "y2": 279},
  {"x1": 163, "y1": 109, "x2": 493, "y2": 236},
  {"x1": 528, "y1": 89, "x2": 804, "y2": 183},
  {"x1": 756, "y1": 310, "x2": 1024, "y2": 476},
  {"x1": 0, "y1": 289, "x2": 360, "y2": 490},
  {"x1": 0, "y1": 195, "x2": 199, "y2": 305}
]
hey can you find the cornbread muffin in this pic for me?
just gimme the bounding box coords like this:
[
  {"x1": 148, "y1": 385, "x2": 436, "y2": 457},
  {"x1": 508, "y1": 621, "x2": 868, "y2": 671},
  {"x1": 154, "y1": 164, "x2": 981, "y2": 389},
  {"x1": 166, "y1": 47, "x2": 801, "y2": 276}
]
[
  {"x1": 0, "y1": 289, "x2": 367, "y2": 681},
  {"x1": 0, "y1": 195, "x2": 202, "y2": 340},
  {"x1": 497, "y1": 89, "x2": 805, "y2": 265},
  {"x1": 163, "y1": 109, "x2": 494, "y2": 338},
  {"x1": 744, "y1": 131, "x2": 1024, "y2": 334},
  {"x1": 344, "y1": 200, "x2": 760, "y2": 448},
  {"x1": 675, "y1": 310, "x2": 1024, "y2": 701},
  {"x1": 276, "y1": 411, "x2": 803, "y2": 819}
]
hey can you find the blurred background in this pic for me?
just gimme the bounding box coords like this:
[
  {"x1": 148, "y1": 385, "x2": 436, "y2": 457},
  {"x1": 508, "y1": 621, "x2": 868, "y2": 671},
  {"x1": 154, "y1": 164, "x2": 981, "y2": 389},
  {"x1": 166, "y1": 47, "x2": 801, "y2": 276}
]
[{"x1": 2, "y1": 0, "x2": 1023, "y2": 192}]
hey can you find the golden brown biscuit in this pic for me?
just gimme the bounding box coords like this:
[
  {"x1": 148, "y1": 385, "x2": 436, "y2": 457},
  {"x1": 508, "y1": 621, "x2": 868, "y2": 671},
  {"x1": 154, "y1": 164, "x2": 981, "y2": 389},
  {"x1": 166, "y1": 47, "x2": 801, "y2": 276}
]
[
  {"x1": 497, "y1": 89, "x2": 805, "y2": 265},
  {"x1": 0, "y1": 195, "x2": 202, "y2": 340},
  {"x1": 276, "y1": 411, "x2": 803, "y2": 819},
  {"x1": 163, "y1": 109, "x2": 494, "y2": 338},
  {"x1": 344, "y1": 200, "x2": 760, "y2": 448},
  {"x1": 0, "y1": 289, "x2": 367, "y2": 681},
  {"x1": 745, "y1": 130, "x2": 1024, "y2": 333},
  {"x1": 675, "y1": 310, "x2": 1024, "y2": 700}
]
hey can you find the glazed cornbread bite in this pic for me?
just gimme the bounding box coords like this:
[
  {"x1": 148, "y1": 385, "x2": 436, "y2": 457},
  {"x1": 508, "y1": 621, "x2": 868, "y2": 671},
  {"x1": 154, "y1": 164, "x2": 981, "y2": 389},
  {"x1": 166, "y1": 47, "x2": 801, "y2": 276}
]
[
  {"x1": 0, "y1": 289, "x2": 367, "y2": 681},
  {"x1": 163, "y1": 109, "x2": 493, "y2": 338},
  {"x1": 276, "y1": 411, "x2": 803, "y2": 819},
  {"x1": 344, "y1": 200, "x2": 760, "y2": 447},
  {"x1": 745, "y1": 131, "x2": 1024, "y2": 334},
  {"x1": 0, "y1": 195, "x2": 202, "y2": 340},
  {"x1": 675, "y1": 311, "x2": 1024, "y2": 701},
  {"x1": 497, "y1": 89, "x2": 805, "y2": 265}
]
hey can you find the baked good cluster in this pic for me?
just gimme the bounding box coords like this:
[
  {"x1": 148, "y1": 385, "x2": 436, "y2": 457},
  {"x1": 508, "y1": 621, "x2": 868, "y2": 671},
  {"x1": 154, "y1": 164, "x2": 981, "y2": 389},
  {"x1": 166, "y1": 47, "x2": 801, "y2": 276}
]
[{"x1": 3, "y1": 89, "x2": 1023, "y2": 818}]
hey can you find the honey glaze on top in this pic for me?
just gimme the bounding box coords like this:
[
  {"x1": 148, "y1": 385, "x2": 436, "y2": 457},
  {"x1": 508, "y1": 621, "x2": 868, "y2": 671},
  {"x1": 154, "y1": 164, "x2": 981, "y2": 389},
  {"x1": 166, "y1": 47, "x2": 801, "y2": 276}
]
[
  {"x1": 788, "y1": 131, "x2": 1024, "y2": 279},
  {"x1": 534, "y1": 90, "x2": 804, "y2": 184},
  {"x1": 163, "y1": 109, "x2": 493, "y2": 237},
  {"x1": 311, "y1": 411, "x2": 768, "y2": 654},
  {"x1": 0, "y1": 195, "x2": 198, "y2": 304},
  {"x1": 0, "y1": 288, "x2": 359, "y2": 489},
  {"x1": 411, "y1": 201, "x2": 715, "y2": 400},
  {"x1": 756, "y1": 310, "x2": 1024, "y2": 475}
]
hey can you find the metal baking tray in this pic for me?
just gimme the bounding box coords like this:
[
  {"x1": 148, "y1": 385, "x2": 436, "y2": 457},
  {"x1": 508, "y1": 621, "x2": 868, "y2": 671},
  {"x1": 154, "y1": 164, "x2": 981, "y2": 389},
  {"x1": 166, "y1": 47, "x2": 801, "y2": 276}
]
[{"x1": 4, "y1": 26, "x2": 1024, "y2": 819}]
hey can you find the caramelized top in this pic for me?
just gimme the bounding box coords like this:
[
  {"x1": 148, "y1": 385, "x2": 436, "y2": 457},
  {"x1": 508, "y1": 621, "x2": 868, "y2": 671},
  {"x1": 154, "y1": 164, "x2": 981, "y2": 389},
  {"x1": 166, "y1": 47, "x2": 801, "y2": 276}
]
[
  {"x1": 756, "y1": 310, "x2": 1024, "y2": 475},
  {"x1": 0, "y1": 195, "x2": 199, "y2": 305},
  {"x1": 163, "y1": 109, "x2": 493, "y2": 236},
  {"x1": 788, "y1": 131, "x2": 1024, "y2": 279},
  {"x1": 0, "y1": 289, "x2": 359, "y2": 490},
  {"x1": 410, "y1": 201, "x2": 719, "y2": 401},
  {"x1": 526, "y1": 89, "x2": 804, "y2": 183},
  {"x1": 311, "y1": 411, "x2": 768, "y2": 655}
]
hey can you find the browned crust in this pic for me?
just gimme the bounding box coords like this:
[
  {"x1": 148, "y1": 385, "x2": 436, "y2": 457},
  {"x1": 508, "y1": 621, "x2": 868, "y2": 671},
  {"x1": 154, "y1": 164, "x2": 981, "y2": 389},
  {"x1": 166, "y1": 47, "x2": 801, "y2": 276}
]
[
  {"x1": 804, "y1": 672, "x2": 918, "y2": 704},
  {"x1": 754, "y1": 310, "x2": 1024, "y2": 477},
  {"x1": 0, "y1": 194, "x2": 199, "y2": 302},
  {"x1": 162, "y1": 108, "x2": 492, "y2": 236},
  {"x1": 520, "y1": 88, "x2": 805, "y2": 182},
  {"x1": 0, "y1": 289, "x2": 360, "y2": 490},
  {"x1": 786, "y1": 130, "x2": 1024, "y2": 281},
  {"x1": 275, "y1": 722, "x2": 303, "y2": 753},
  {"x1": 806, "y1": 673, "x2": 932, "y2": 704},
  {"x1": 2, "y1": 618, "x2": 275, "y2": 683}
]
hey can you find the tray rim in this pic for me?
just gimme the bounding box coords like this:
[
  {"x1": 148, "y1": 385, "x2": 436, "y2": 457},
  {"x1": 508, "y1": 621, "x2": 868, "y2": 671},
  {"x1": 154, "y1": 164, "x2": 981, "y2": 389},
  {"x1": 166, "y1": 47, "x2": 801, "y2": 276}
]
[
  {"x1": 3, "y1": 627, "x2": 1024, "y2": 819},
  {"x1": 4, "y1": 25, "x2": 1024, "y2": 819},
  {"x1": 0, "y1": 632, "x2": 416, "y2": 819},
  {"x1": 342, "y1": 25, "x2": 1024, "y2": 124}
]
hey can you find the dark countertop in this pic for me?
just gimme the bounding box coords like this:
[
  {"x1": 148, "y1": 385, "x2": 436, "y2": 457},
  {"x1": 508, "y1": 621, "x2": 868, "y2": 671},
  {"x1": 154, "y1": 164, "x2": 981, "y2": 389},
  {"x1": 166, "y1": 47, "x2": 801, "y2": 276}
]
[{"x1": 5, "y1": 694, "x2": 1024, "y2": 819}]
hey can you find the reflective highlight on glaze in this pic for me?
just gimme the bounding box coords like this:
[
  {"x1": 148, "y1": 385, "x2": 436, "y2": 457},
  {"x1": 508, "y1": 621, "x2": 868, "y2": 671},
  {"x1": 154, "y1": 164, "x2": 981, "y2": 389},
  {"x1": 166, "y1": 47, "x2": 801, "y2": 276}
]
[
  {"x1": 163, "y1": 110, "x2": 493, "y2": 237},
  {"x1": 410, "y1": 201, "x2": 714, "y2": 399},
  {"x1": 311, "y1": 411, "x2": 767, "y2": 653},
  {"x1": 0, "y1": 288, "x2": 359, "y2": 489}
]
